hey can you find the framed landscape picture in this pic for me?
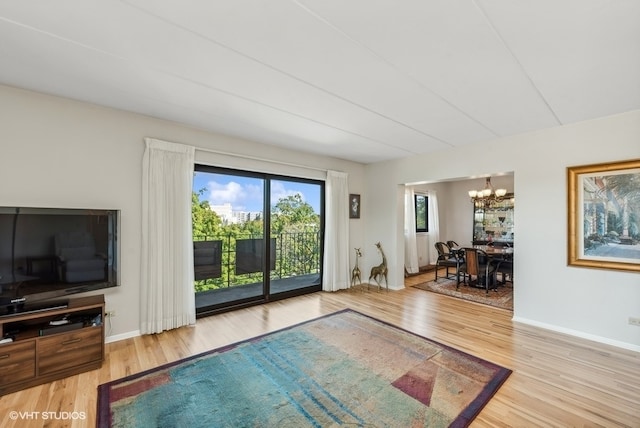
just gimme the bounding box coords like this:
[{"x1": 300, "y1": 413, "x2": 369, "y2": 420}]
[{"x1": 567, "y1": 158, "x2": 640, "y2": 272}]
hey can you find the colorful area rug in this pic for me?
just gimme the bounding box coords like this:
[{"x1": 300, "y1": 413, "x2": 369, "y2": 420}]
[
  {"x1": 97, "y1": 309, "x2": 511, "y2": 427},
  {"x1": 413, "y1": 279, "x2": 513, "y2": 311}
]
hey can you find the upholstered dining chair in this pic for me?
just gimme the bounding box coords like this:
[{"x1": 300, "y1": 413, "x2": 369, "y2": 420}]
[
  {"x1": 495, "y1": 257, "x2": 513, "y2": 284},
  {"x1": 460, "y1": 247, "x2": 497, "y2": 294},
  {"x1": 486, "y1": 242, "x2": 513, "y2": 284},
  {"x1": 434, "y1": 242, "x2": 463, "y2": 284}
]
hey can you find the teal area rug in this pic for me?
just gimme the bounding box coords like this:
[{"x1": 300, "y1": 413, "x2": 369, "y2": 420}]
[{"x1": 98, "y1": 309, "x2": 511, "y2": 427}]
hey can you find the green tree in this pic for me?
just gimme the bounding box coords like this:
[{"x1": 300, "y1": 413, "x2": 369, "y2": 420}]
[
  {"x1": 191, "y1": 189, "x2": 222, "y2": 240},
  {"x1": 271, "y1": 194, "x2": 320, "y2": 276},
  {"x1": 415, "y1": 195, "x2": 427, "y2": 231},
  {"x1": 271, "y1": 194, "x2": 318, "y2": 234}
]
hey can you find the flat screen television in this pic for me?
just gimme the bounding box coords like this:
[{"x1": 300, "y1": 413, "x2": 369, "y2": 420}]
[{"x1": 0, "y1": 207, "x2": 119, "y2": 315}]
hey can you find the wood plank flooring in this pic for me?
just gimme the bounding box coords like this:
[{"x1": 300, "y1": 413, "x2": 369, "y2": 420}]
[{"x1": 1, "y1": 271, "x2": 638, "y2": 427}]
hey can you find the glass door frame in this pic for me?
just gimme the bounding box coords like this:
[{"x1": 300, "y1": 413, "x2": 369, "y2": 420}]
[{"x1": 194, "y1": 165, "x2": 324, "y2": 317}]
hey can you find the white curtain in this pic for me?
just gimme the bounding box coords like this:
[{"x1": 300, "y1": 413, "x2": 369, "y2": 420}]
[
  {"x1": 404, "y1": 187, "x2": 419, "y2": 274},
  {"x1": 322, "y1": 170, "x2": 350, "y2": 291},
  {"x1": 427, "y1": 190, "x2": 441, "y2": 265},
  {"x1": 140, "y1": 138, "x2": 196, "y2": 334}
]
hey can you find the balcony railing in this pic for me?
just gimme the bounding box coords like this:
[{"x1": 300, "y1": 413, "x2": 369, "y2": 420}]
[{"x1": 193, "y1": 232, "x2": 321, "y2": 292}]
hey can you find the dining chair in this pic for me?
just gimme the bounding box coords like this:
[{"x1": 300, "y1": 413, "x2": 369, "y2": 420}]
[
  {"x1": 494, "y1": 256, "x2": 513, "y2": 284},
  {"x1": 434, "y1": 242, "x2": 463, "y2": 285},
  {"x1": 460, "y1": 247, "x2": 497, "y2": 294}
]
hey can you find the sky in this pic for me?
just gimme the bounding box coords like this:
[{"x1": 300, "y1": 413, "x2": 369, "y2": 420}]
[{"x1": 193, "y1": 172, "x2": 321, "y2": 213}]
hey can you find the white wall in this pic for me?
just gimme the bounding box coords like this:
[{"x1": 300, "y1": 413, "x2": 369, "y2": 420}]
[
  {"x1": 365, "y1": 110, "x2": 640, "y2": 351},
  {"x1": 0, "y1": 85, "x2": 366, "y2": 340}
]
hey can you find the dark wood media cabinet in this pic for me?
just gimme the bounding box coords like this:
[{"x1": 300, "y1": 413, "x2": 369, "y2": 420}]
[{"x1": 0, "y1": 294, "x2": 104, "y2": 395}]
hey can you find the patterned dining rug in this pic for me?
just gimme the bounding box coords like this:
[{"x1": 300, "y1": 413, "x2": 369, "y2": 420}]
[
  {"x1": 413, "y1": 279, "x2": 513, "y2": 311},
  {"x1": 97, "y1": 309, "x2": 511, "y2": 428}
]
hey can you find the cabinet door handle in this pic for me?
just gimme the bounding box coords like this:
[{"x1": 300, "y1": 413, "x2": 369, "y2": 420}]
[
  {"x1": 62, "y1": 338, "x2": 82, "y2": 345},
  {"x1": 0, "y1": 354, "x2": 9, "y2": 359}
]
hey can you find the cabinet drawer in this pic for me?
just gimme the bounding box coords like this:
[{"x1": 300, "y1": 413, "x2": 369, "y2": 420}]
[
  {"x1": 38, "y1": 327, "x2": 103, "y2": 376},
  {"x1": 0, "y1": 341, "x2": 36, "y2": 384}
]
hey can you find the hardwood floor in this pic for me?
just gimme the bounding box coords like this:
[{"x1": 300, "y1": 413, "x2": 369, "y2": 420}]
[{"x1": 1, "y1": 271, "x2": 638, "y2": 427}]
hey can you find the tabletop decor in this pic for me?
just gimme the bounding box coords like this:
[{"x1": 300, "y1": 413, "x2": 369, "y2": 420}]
[
  {"x1": 98, "y1": 309, "x2": 511, "y2": 427},
  {"x1": 567, "y1": 158, "x2": 640, "y2": 272}
]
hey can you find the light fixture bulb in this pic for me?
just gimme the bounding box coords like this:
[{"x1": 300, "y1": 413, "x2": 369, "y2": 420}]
[{"x1": 495, "y1": 188, "x2": 507, "y2": 197}]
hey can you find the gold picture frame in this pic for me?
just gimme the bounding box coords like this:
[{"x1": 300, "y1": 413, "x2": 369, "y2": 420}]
[{"x1": 567, "y1": 158, "x2": 640, "y2": 272}]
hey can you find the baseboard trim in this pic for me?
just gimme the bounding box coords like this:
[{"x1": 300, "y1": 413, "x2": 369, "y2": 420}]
[
  {"x1": 512, "y1": 316, "x2": 640, "y2": 353},
  {"x1": 106, "y1": 329, "x2": 140, "y2": 344},
  {"x1": 362, "y1": 280, "x2": 403, "y2": 291}
]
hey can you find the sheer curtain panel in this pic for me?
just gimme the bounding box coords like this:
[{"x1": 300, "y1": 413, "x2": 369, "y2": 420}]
[
  {"x1": 404, "y1": 188, "x2": 419, "y2": 275},
  {"x1": 322, "y1": 170, "x2": 350, "y2": 291},
  {"x1": 427, "y1": 191, "x2": 441, "y2": 265},
  {"x1": 140, "y1": 138, "x2": 196, "y2": 334}
]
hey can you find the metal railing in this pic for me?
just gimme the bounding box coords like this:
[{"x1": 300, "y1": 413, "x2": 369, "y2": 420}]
[{"x1": 193, "y1": 231, "x2": 321, "y2": 291}]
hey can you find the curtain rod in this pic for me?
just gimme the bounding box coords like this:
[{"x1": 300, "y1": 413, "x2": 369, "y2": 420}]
[{"x1": 194, "y1": 145, "x2": 329, "y2": 173}]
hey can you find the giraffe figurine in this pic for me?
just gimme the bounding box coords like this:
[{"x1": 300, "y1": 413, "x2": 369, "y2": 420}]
[
  {"x1": 368, "y1": 242, "x2": 388, "y2": 291},
  {"x1": 351, "y1": 248, "x2": 362, "y2": 289}
]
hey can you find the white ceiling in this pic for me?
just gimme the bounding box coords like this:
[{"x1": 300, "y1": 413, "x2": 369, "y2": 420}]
[{"x1": 1, "y1": 1, "x2": 638, "y2": 164}]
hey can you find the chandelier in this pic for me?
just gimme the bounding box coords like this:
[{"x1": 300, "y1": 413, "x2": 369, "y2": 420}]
[{"x1": 468, "y1": 177, "x2": 507, "y2": 208}]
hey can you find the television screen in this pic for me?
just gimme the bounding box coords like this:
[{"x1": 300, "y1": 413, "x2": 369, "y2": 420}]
[{"x1": 0, "y1": 207, "x2": 119, "y2": 315}]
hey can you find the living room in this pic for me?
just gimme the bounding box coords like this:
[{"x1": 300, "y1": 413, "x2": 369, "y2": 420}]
[
  {"x1": 1, "y1": 1, "x2": 639, "y2": 425},
  {"x1": 1, "y1": 85, "x2": 638, "y2": 425},
  {"x1": 4, "y1": 82, "x2": 637, "y2": 351}
]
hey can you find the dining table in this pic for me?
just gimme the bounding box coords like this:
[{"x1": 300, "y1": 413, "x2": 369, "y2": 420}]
[
  {"x1": 450, "y1": 245, "x2": 514, "y2": 285},
  {"x1": 476, "y1": 245, "x2": 513, "y2": 284},
  {"x1": 450, "y1": 245, "x2": 513, "y2": 258},
  {"x1": 472, "y1": 245, "x2": 514, "y2": 258}
]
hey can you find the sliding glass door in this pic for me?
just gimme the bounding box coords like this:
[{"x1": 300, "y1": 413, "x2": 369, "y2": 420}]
[
  {"x1": 192, "y1": 166, "x2": 323, "y2": 315},
  {"x1": 269, "y1": 179, "x2": 323, "y2": 298}
]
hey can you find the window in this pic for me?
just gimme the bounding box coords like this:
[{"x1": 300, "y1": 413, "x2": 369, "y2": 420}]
[{"x1": 415, "y1": 194, "x2": 428, "y2": 232}]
